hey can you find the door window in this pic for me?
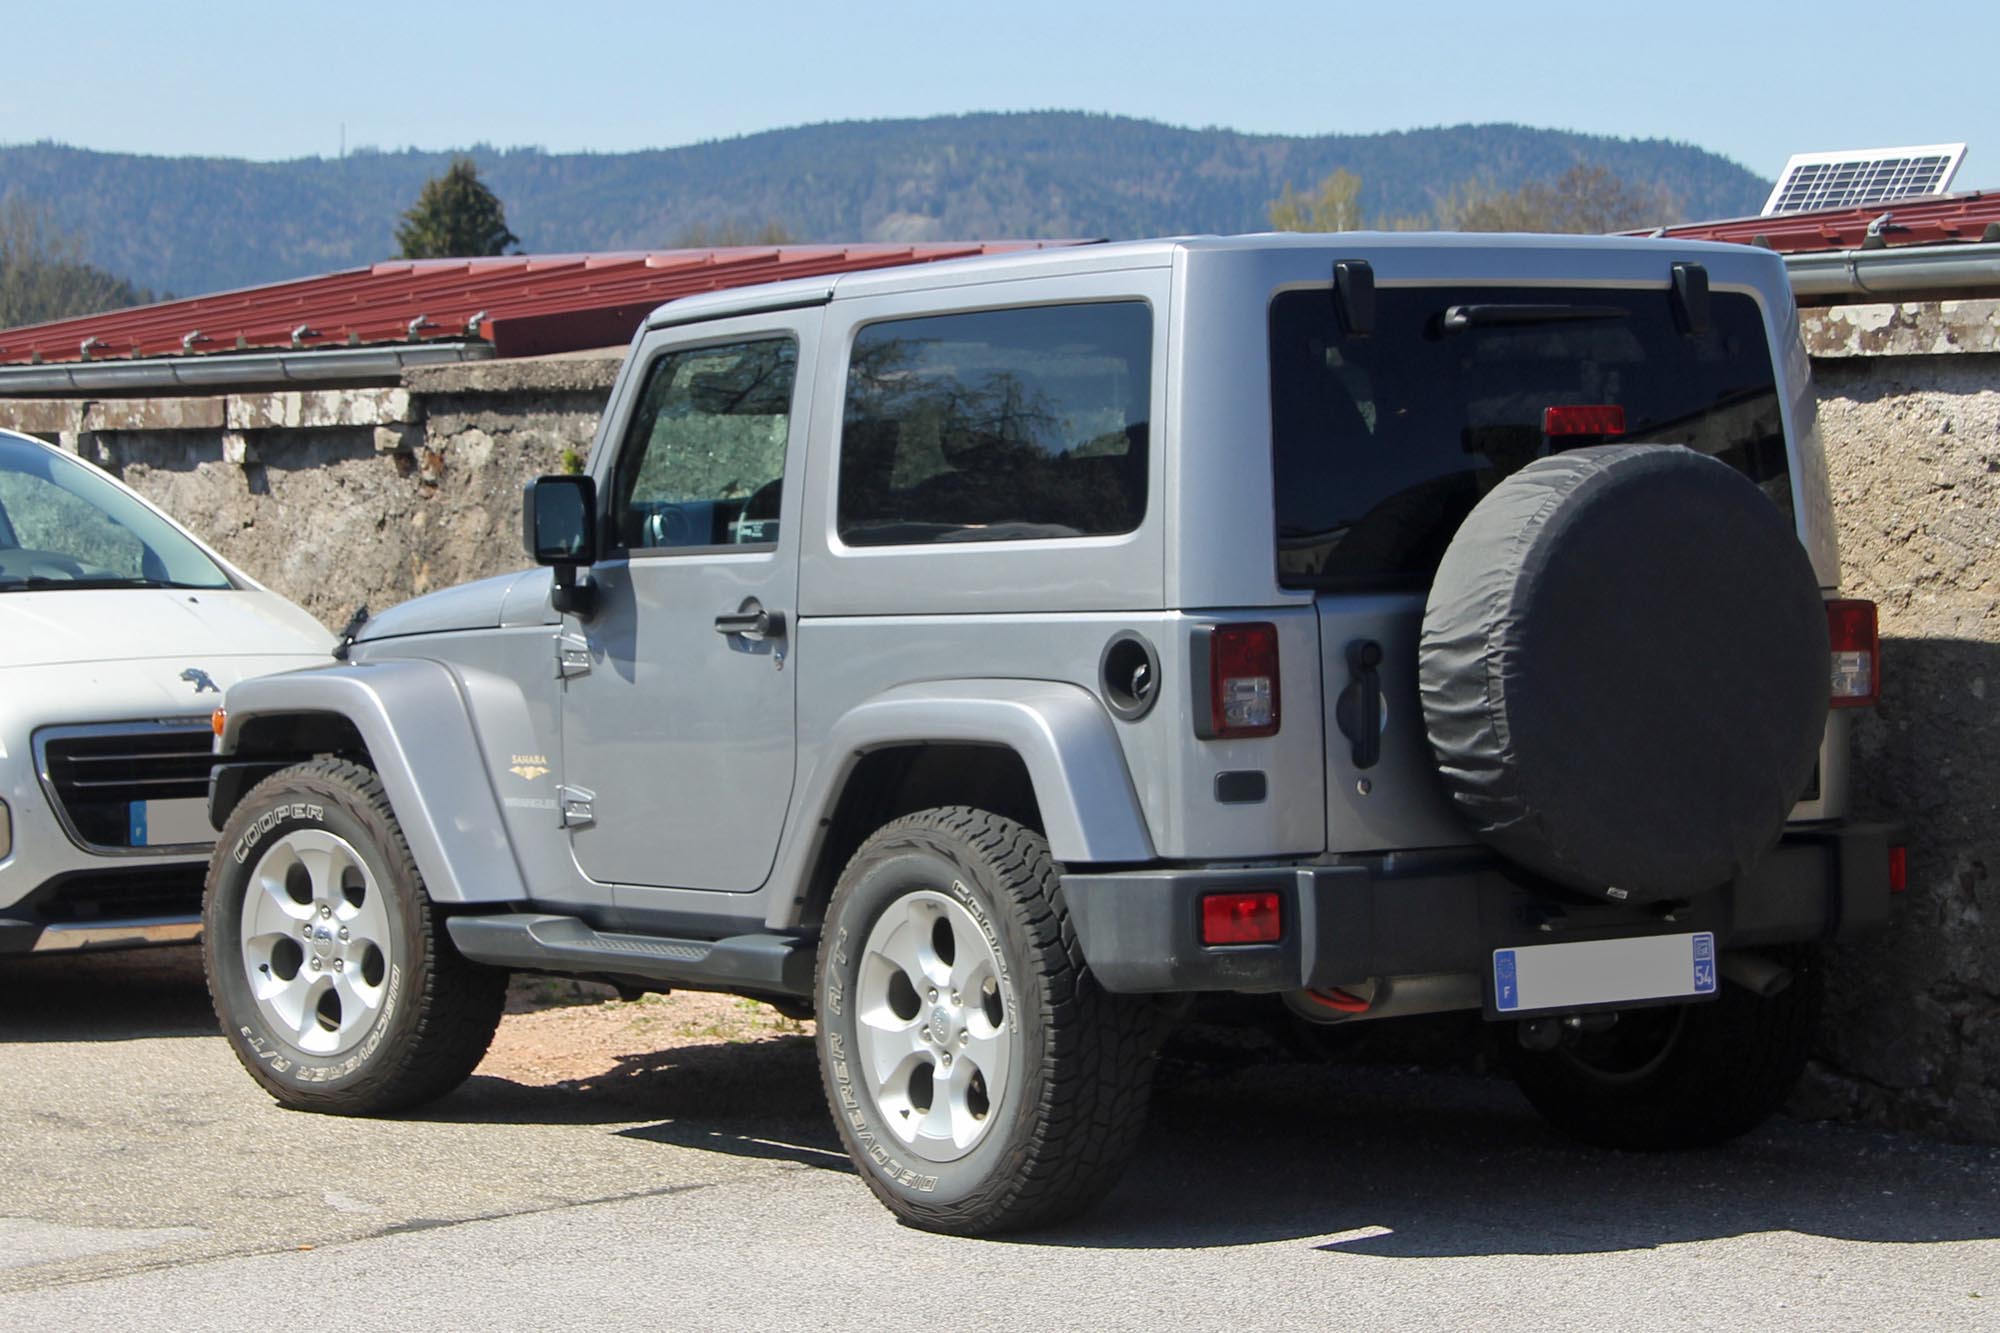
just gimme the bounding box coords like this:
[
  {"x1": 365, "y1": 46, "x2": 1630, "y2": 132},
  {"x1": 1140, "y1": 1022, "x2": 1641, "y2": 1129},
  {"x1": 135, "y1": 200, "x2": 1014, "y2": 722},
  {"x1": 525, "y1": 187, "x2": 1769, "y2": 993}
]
[{"x1": 609, "y1": 337, "x2": 798, "y2": 551}]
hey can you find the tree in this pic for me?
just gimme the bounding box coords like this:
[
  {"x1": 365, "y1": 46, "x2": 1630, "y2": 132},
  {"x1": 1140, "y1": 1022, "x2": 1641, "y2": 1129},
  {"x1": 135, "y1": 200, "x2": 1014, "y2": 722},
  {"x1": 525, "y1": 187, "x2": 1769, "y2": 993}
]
[
  {"x1": 1266, "y1": 169, "x2": 1365, "y2": 232},
  {"x1": 0, "y1": 197, "x2": 153, "y2": 328},
  {"x1": 1433, "y1": 164, "x2": 1678, "y2": 234},
  {"x1": 394, "y1": 157, "x2": 519, "y2": 259}
]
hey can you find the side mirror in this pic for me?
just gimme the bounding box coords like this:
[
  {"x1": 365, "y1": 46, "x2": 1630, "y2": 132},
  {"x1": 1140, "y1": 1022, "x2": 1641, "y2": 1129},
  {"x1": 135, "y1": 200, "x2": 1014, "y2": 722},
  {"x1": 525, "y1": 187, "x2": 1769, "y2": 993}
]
[
  {"x1": 524, "y1": 474, "x2": 598, "y2": 566},
  {"x1": 523, "y1": 475, "x2": 599, "y2": 617}
]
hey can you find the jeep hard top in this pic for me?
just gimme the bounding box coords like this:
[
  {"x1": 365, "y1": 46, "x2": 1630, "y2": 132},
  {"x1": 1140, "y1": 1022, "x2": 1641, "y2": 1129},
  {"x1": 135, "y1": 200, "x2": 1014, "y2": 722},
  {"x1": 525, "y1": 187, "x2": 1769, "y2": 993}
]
[{"x1": 202, "y1": 233, "x2": 1895, "y2": 1235}]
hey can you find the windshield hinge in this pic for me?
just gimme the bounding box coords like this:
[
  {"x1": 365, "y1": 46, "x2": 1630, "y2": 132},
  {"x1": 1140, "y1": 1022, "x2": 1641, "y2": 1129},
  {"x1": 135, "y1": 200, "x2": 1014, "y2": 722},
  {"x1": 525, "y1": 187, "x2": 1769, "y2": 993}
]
[
  {"x1": 559, "y1": 785, "x2": 596, "y2": 829},
  {"x1": 556, "y1": 632, "x2": 591, "y2": 679}
]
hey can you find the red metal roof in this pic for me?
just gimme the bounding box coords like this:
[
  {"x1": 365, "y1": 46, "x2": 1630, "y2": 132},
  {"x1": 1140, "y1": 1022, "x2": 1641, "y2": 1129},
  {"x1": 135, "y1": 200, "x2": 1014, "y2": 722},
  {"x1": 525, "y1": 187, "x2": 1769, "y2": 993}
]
[
  {"x1": 1634, "y1": 189, "x2": 2000, "y2": 254},
  {"x1": 0, "y1": 242, "x2": 1085, "y2": 368}
]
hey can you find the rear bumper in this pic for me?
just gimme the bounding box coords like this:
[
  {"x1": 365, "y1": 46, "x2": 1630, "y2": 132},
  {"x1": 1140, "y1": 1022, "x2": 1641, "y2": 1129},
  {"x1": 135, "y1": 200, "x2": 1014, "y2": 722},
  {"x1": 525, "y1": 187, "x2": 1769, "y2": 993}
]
[{"x1": 1061, "y1": 822, "x2": 1897, "y2": 996}]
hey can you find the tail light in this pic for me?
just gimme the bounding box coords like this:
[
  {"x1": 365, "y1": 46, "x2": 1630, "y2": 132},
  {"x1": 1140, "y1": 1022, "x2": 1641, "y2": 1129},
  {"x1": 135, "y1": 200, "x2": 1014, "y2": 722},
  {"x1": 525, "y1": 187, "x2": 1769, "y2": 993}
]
[
  {"x1": 1888, "y1": 844, "x2": 1908, "y2": 894},
  {"x1": 1193, "y1": 623, "x2": 1280, "y2": 739},
  {"x1": 1827, "y1": 599, "x2": 1879, "y2": 708}
]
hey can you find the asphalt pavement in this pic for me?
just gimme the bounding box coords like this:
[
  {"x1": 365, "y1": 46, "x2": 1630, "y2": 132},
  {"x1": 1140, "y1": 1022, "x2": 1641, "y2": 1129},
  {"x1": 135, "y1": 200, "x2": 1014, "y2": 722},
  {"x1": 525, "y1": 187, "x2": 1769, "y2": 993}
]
[{"x1": 2, "y1": 947, "x2": 1996, "y2": 1330}]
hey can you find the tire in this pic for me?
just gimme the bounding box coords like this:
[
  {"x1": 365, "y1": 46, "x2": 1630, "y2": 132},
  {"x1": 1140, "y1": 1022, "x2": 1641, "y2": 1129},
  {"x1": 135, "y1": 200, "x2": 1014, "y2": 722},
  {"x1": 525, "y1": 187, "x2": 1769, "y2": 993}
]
[
  {"x1": 815, "y1": 807, "x2": 1159, "y2": 1235},
  {"x1": 1506, "y1": 947, "x2": 1822, "y2": 1150},
  {"x1": 203, "y1": 758, "x2": 507, "y2": 1115},
  {"x1": 1421, "y1": 444, "x2": 1829, "y2": 903}
]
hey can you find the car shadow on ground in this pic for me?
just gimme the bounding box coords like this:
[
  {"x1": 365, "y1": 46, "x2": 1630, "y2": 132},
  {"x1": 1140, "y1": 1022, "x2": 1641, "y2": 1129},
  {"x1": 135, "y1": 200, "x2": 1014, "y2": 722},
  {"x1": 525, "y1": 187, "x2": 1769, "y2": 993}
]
[
  {"x1": 421, "y1": 1016, "x2": 2000, "y2": 1258},
  {"x1": 436, "y1": 1034, "x2": 851, "y2": 1175},
  {"x1": 0, "y1": 944, "x2": 218, "y2": 1041},
  {"x1": 1024, "y1": 1056, "x2": 2000, "y2": 1256}
]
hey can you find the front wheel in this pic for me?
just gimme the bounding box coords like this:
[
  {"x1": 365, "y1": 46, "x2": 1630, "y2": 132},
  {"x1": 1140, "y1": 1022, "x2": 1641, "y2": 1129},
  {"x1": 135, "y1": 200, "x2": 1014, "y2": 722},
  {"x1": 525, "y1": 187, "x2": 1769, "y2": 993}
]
[
  {"x1": 1506, "y1": 946, "x2": 1823, "y2": 1150},
  {"x1": 815, "y1": 808, "x2": 1159, "y2": 1235},
  {"x1": 203, "y1": 758, "x2": 507, "y2": 1115}
]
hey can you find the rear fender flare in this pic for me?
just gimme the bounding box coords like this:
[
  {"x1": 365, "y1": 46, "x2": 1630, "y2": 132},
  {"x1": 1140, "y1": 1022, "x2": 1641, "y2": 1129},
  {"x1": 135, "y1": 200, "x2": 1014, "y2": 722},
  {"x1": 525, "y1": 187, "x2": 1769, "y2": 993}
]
[
  {"x1": 217, "y1": 660, "x2": 526, "y2": 905},
  {"x1": 770, "y1": 679, "x2": 1154, "y2": 928}
]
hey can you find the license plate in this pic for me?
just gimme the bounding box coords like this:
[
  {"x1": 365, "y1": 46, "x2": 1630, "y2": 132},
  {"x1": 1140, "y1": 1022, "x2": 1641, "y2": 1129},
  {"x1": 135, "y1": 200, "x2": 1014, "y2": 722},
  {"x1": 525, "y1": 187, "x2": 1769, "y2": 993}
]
[
  {"x1": 129, "y1": 798, "x2": 213, "y2": 848},
  {"x1": 1491, "y1": 932, "x2": 1717, "y2": 1014}
]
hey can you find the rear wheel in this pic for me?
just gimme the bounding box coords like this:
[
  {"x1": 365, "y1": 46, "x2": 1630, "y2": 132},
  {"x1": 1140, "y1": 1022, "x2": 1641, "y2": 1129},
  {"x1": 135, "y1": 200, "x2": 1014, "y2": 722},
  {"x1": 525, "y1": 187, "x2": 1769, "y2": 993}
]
[
  {"x1": 203, "y1": 758, "x2": 506, "y2": 1114},
  {"x1": 815, "y1": 807, "x2": 1160, "y2": 1235},
  {"x1": 1506, "y1": 947, "x2": 1822, "y2": 1150}
]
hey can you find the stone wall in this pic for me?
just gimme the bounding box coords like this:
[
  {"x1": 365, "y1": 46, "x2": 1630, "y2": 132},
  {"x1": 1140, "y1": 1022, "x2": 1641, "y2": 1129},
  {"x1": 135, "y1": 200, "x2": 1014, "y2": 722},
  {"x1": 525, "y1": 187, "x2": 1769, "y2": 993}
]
[
  {"x1": 1, "y1": 305, "x2": 1996, "y2": 1142},
  {"x1": 1793, "y1": 306, "x2": 2000, "y2": 1141}
]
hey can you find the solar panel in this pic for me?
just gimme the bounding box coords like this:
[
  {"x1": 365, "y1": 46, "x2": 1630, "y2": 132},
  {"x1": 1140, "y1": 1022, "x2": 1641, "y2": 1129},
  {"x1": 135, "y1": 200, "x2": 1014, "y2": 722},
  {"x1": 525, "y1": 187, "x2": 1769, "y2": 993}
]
[{"x1": 1762, "y1": 144, "x2": 1967, "y2": 216}]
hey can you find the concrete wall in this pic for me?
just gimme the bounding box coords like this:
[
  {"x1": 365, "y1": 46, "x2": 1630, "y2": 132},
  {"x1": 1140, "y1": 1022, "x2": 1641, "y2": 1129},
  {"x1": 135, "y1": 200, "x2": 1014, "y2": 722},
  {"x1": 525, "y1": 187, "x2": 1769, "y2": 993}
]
[{"x1": 1, "y1": 302, "x2": 1995, "y2": 1142}]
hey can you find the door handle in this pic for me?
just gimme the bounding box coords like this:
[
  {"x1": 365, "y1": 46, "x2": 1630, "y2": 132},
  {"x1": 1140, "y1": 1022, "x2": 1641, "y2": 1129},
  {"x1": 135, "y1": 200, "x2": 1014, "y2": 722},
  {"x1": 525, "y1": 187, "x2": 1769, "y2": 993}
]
[
  {"x1": 1334, "y1": 639, "x2": 1383, "y2": 769},
  {"x1": 714, "y1": 600, "x2": 786, "y2": 641}
]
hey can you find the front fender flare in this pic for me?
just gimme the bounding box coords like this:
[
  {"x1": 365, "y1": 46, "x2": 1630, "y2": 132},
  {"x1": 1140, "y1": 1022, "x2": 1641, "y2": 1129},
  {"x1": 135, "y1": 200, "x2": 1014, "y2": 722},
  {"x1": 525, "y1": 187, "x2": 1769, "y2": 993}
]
[{"x1": 218, "y1": 660, "x2": 526, "y2": 905}]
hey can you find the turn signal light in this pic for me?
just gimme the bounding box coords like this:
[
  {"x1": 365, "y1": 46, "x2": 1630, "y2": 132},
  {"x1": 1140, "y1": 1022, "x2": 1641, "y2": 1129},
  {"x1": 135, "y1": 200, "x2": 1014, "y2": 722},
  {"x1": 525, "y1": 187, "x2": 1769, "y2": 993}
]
[
  {"x1": 1827, "y1": 599, "x2": 1879, "y2": 708},
  {"x1": 1201, "y1": 891, "x2": 1282, "y2": 945},
  {"x1": 0, "y1": 800, "x2": 11, "y2": 860},
  {"x1": 211, "y1": 708, "x2": 228, "y2": 738}
]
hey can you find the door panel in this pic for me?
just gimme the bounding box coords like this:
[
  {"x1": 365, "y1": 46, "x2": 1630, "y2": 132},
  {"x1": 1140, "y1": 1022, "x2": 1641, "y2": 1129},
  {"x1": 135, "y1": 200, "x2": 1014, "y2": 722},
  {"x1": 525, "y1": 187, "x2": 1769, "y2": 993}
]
[{"x1": 559, "y1": 317, "x2": 817, "y2": 893}]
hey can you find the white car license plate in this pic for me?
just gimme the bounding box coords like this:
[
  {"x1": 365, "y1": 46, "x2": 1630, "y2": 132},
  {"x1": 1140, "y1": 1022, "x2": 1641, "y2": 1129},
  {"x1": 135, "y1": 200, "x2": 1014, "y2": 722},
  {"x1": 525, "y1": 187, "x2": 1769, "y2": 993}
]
[
  {"x1": 129, "y1": 798, "x2": 213, "y2": 848},
  {"x1": 1492, "y1": 932, "x2": 1717, "y2": 1014}
]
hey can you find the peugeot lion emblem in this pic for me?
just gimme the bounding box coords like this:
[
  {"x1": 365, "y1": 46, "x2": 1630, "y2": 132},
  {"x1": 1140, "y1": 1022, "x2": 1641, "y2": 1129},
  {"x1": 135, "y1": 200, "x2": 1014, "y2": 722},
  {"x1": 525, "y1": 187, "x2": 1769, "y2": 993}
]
[{"x1": 180, "y1": 667, "x2": 220, "y2": 695}]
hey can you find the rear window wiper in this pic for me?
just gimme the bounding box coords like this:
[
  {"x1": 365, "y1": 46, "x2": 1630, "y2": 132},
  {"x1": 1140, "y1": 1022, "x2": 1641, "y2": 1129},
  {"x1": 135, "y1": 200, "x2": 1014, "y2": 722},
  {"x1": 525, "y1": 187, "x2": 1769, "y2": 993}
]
[{"x1": 1440, "y1": 304, "x2": 1629, "y2": 334}]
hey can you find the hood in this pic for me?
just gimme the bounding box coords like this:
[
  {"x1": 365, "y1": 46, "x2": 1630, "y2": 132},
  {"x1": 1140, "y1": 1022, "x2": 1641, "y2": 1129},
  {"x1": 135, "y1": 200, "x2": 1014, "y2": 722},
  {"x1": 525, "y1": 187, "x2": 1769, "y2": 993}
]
[
  {"x1": 354, "y1": 569, "x2": 553, "y2": 644},
  {"x1": 0, "y1": 652, "x2": 334, "y2": 744},
  {"x1": 0, "y1": 587, "x2": 332, "y2": 670}
]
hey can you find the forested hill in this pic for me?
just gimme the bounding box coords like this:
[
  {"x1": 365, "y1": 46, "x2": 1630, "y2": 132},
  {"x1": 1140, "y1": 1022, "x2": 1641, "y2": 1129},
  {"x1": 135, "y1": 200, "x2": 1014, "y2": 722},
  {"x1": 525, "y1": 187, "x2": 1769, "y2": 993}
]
[{"x1": 0, "y1": 113, "x2": 1769, "y2": 298}]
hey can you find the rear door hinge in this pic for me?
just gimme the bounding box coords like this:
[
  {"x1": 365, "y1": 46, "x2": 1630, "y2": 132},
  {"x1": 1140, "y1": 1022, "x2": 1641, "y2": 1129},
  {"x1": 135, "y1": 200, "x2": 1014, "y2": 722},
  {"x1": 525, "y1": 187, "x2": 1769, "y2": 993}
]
[
  {"x1": 556, "y1": 632, "x2": 591, "y2": 679},
  {"x1": 559, "y1": 785, "x2": 596, "y2": 828}
]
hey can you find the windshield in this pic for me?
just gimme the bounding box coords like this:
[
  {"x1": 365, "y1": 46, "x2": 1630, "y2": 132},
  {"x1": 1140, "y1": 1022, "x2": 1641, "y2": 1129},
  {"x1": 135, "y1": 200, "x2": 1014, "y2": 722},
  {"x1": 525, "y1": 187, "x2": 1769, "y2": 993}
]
[
  {"x1": 0, "y1": 434, "x2": 232, "y2": 590},
  {"x1": 1270, "y1": 284, "x2": 1790, "y2": 591}
]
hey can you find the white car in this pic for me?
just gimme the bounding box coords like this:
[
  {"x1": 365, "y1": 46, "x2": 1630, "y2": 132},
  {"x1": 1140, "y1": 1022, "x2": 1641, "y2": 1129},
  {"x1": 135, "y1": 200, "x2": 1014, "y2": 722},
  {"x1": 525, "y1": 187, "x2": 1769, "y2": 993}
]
[{"x1": 0, "y1": 427, "x2": 332, "y2": 956}]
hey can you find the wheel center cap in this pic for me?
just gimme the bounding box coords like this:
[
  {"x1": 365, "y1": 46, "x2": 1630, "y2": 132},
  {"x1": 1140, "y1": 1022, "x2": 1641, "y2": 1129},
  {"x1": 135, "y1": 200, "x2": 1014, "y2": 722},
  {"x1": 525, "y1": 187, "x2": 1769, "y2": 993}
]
[
  {"x1": 929, "y1": 1005, "x2": 953, "y2": 1041},
  {"x1": 311, "y1": 925, "x2": 336, "y2": 960}
]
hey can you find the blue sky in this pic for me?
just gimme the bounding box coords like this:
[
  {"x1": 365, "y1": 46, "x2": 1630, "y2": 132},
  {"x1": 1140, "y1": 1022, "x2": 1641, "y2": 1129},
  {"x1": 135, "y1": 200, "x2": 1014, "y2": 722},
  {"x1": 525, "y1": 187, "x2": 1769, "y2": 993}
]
[{"x1": 3, "y1": 0, "x2": 1993, "y2": 184}]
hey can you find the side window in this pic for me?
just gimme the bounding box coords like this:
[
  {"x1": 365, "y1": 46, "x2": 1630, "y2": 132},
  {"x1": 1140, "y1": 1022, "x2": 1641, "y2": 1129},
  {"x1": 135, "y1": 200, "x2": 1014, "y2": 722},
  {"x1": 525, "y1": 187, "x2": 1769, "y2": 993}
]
[
  {"x1": 609, "y1": 337, "x2": 797, "y2": 551},
  {"x1": 837, "y1": 302, "x2": 1151, "y2": 547}
]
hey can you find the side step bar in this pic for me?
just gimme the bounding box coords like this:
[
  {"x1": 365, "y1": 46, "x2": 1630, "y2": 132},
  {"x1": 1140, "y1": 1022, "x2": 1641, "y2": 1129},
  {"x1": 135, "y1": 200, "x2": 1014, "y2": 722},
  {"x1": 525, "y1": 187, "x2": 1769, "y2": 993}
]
[
  {"x1": 446, "y1": 913, "x2": 816, "y2": 997},
  {"x1": 4, "y1": 917, "x2": 204, "y2": 954}
]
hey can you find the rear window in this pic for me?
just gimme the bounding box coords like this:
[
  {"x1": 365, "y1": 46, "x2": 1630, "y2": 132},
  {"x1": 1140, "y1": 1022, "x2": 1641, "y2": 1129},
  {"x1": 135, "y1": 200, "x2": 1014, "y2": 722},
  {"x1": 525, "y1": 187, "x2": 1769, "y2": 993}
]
[
  {"x1": 838, "y1": 302, "x2": 1151, "y2": 547},
  {"x1": 1270, "y1": 284, "x2": 1790, "y2": 591}
]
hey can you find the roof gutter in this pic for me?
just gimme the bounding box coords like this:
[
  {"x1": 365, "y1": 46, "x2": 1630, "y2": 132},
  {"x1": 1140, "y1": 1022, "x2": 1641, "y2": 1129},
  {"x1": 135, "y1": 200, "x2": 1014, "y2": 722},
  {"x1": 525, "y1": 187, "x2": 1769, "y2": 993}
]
[
  {"x1": 0, "y1": 340, "x2": 494, "y2": 395},
  {"x1": 1785, "y1": 241, "x2": 2000, "y2": 299}
]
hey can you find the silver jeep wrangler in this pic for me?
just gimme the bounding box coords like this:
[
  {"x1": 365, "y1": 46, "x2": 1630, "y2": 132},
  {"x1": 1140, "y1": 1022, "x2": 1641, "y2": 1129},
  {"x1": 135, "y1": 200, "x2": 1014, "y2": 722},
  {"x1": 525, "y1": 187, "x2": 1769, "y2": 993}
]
[{"x1": 203, "y1": 234, "x2": 1895, "y2": 1235}]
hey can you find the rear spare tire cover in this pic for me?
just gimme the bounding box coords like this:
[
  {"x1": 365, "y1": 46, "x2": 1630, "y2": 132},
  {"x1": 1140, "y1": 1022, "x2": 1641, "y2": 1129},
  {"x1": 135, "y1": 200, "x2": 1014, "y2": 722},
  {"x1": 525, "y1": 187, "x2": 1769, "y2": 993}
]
[{"x1": 1419, "y1": 444, "x2": 1828, "y2": 903}]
